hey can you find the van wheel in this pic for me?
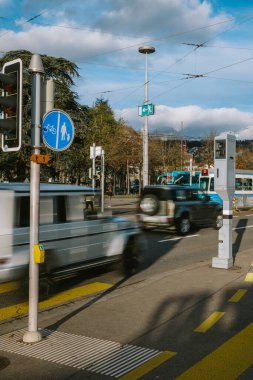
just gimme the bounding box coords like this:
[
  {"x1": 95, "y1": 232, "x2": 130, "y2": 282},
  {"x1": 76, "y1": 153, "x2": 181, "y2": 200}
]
[
  {"x1": 176, "y1": 215, "x2": 191, "y2": 235},
  {"x1": 214, "y1": 213, "x2": 223, "y2": 230},
  {"x1": 121, "y1": 235, "x2": 145, "y2": 277}
]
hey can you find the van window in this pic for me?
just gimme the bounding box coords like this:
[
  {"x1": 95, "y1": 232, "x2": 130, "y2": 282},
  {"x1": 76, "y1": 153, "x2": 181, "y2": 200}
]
[
  {"x1": 65, "y1": 195, "x2": 84, "y2": 221},
  {"x1": 40, "y1": 197, "x2": 54, "y2": 225},
  {"x1": 18, "y1": 196, "x2": 29, "y2": 227},
  {"x1": 175, "y1": 190, "x2": 187, "y2": 201}
]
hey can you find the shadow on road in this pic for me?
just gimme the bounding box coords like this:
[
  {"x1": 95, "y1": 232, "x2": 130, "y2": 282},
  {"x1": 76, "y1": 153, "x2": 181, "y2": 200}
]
[{"x1": 233, "y1": 218, "x2": 248, "y2": 263}]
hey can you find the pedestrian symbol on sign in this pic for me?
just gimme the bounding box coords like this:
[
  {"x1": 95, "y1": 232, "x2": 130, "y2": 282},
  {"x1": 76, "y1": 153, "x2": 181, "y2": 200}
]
[{"x1": 42, "y1": 110, "x2": 75, "y2": 152}]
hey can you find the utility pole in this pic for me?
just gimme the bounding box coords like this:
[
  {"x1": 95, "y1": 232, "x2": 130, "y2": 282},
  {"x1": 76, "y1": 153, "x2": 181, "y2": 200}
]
[
  {"x1": 23, "y1": 54, "x2": 44, "y2": 343},
  {"x1": 101, "y1": 149, "x2": 105, "y2": 213},
  {"x1": 92, "y1": 143, "x2": 96, "y2": 189},
  {"x1": 138, "y1": 46, "x2": 155, "y2": 187},
  {"x1": 181, "y1": 121, "x2": 184, "y2": 170}
]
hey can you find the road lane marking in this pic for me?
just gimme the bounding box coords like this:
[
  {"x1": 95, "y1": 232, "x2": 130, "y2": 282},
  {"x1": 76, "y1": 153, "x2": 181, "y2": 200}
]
[
  {"x1": 0, "y1": 281, "x2": 20, "y2": 294},
  {"x1": 158, "y1": 234, "x2": 200, "y2": 243},
  {"x1": 228, "y1": 289, "x2": 247, "y2": 302},
  {"x1": 244, "y1": 273, "x2": 253, "y2": 282},
  {"x1": 118, "y1": 351, "x2": 177, "y2": 380},
  {"x1": 0, "y1": 282, "x2": 112, "y2": 321},
  {"x1": 194, "y1": 311, "x2": 225, "y2": 333},
  {"x1": 176, "y1": 323, "x2": 253, "y2": 380}
]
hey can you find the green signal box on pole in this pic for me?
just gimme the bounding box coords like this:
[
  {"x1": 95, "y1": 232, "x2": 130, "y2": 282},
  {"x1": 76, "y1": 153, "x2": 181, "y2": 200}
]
[{"x1": 138, "y1": 103, "x2": 155, "y2": 117}]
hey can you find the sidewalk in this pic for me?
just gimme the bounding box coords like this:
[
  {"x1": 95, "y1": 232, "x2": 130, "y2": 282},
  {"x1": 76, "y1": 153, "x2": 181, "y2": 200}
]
[{"x1": 1, "y1": 246, "x2": 253, "y2": 378}]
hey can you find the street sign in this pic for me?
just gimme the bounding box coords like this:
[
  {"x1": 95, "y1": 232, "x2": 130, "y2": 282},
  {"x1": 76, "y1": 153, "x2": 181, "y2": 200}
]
[
  {"x1": 90, "y1": 145, "x2": 102, "y2": 159},
  {"x1": 42, "y1": 109, "x2": 74, "y2": 151},
  {"x1": 31, "y1": 154, "x2": 50, "y2": 164},
  {"x1": 138, "y1": 103, "x2": 155, "y2": 117}
]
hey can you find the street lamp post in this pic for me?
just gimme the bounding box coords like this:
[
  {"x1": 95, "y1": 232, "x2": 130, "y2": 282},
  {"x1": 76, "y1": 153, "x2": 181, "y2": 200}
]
[{"x1": 138, "y1": 45, "x2": 155, "y2": 187}]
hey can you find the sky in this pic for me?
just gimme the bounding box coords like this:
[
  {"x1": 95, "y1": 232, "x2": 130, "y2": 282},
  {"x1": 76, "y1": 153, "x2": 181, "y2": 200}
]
[{"x1": 1, "y1": 0, "x2": 253, "y2": 139}]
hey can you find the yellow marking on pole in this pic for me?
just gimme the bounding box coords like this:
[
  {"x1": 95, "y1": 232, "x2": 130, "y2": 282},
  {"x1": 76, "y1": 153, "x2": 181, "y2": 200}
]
[
  {"x1": 194, "y1": 312, "x2": 225, "y2": 333},
  {"x1": 0, "y1": 281, "x2": 20, "y2": 294},
  {"x1": 176, "y1": 323, "x2": 253, "y2": 380},
  {"x1": 0, "y1": 282, "x2": 112, "y2": 321},
  {"x1": 119, "y1": 351, "x2": 176, "y2": 380},
  {"x1": 244, "y1": 273, "x2": 253, "y2": 282},
  {"x1": 228, "y1": 289, "x2": 247, "y2": 303}
]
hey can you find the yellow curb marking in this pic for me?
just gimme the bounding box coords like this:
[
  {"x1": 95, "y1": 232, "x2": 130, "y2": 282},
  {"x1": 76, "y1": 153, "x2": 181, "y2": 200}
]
[
  {"x1": 0, "y1": 282, "x2": 112, "y2": 321},
  {"x1": 0, "y1": 281, "x2": 20, "y2": 294},
  {"x1": 194, "y1": 311, "x2": 225, "y2": 333},
  {"x1": 244, "y1": 273, "x2": 253, "y2": 282},
  {"x1": 119, "y1": 351, "x2": 176, "y2": 380},
  {"x1": 228, "y1": 289, "x2": 247, "y2": 303},
  {"x1": 176, "y1": 323, "x2": 253, "y2": 380}
]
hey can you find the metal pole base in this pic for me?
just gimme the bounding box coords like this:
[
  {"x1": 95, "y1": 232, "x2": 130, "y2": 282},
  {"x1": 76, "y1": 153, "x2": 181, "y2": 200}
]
[
  {"x1": 212, "y1": 257, "x2": 233, "y2": 269},
  {"x1": 23, "y1": 330, "x2": 42, "y2": 343}
]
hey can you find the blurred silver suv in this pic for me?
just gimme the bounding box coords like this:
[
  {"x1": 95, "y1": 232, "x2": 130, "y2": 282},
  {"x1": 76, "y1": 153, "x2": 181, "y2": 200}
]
[{"x1": 138, "y1": 185, "x2": 223, "y2": 235}]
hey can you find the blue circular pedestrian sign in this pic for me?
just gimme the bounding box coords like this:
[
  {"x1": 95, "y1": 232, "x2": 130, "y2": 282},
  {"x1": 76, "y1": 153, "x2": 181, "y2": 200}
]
[{"x1": 42, "y1": 109, "x2": 75, "y2": 151}]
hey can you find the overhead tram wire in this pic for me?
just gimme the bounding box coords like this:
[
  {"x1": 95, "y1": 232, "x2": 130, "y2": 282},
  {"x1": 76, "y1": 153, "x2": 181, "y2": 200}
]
[
  {"x1": 148, "y1": 13, "x2": 253, "y2": 102},
  {"x1": 30, "y1": 17, "x2": 236, "y2": 61},
  {"x1": 0, "y1": 0, "x2": 70, "y2": 41},
  {"x1": 207, "y1": 76, "x2": 253, "y2": 85},
  {"x1": 25, "y1": 13, "x2": 248, "y2": 105}
]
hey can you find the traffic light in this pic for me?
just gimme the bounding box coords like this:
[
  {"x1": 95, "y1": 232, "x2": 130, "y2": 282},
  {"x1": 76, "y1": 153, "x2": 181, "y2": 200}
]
[
  {"x1": 95, "y1": 156, "x2": 102, "y2": 173},
  {"x1": 0, "y1": 58, "x2": 22, "y2": 152}
]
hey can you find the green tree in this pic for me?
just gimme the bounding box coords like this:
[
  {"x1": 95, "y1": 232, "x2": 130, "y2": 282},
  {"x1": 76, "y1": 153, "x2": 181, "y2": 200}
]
[{"x1": 0, "y1": 50, "x2": 80, "y2": 181}]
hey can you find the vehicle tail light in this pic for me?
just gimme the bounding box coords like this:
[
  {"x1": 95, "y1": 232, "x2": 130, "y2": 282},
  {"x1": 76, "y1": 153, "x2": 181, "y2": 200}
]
[
  {"x1": 202, "y1": 169, "x2": 208, "y2": 176},
  {"x1": 166, "y1": 200, "x2": 174, "y2": 217}
]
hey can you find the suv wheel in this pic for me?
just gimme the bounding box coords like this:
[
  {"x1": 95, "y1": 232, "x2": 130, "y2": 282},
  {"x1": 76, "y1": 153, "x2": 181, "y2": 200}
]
[
  {"x1": 176, "y1": 215, "x2": 191, "y2": 235},
  {"x1": 214, "y1": 212, "x2": 223, "y2": 230},
  {"x1": 140, "y1": 194, "x2": 159, "y2": 216}
]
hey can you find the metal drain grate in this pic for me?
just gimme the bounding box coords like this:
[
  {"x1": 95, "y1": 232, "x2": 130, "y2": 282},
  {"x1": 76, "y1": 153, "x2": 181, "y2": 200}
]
[{"x1": 0, "y1": 329, "x2": 161, "y2": 378}]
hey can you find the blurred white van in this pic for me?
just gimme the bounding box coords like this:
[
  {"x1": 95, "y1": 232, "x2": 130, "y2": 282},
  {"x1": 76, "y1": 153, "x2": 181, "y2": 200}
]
[{"x1": 0, "y1": 183, "x2": 143, "y2": 283}]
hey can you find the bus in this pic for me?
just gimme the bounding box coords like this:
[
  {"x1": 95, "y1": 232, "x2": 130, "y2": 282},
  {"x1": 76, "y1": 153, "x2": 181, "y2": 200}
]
[
  {"x1": 157, "y1": 170, "x2": 200, "y2": 187},
  {"x1": 199, "y1": 169, "x2": 253, "y2": 208}
]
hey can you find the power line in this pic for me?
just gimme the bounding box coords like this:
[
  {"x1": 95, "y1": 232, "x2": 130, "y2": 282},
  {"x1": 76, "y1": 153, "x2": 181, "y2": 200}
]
[{"x1": 0, "y1": 0, "x2": 69, "y2": 42}]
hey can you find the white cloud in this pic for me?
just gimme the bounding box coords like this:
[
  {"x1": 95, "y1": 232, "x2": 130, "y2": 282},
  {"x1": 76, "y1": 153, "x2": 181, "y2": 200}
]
[
  {"x1": 95, "y1": 0, "x2": 230, "y2": 41},
  {"x1": 116, "y1": 105, "x2": 253, "y2": 139}
]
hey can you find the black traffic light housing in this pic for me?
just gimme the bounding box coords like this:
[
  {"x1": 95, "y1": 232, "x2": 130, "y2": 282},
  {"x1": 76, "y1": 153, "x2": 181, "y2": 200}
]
[
  {"x1": 95, "y1": 155, "x2": 102, "y2": 173},
  {"x1": 0, "y1": 58, "x2": 22, "y2": 152}
]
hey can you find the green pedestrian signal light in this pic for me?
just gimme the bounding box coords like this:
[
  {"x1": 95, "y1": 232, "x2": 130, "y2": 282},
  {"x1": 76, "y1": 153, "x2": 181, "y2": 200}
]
[
  {"x1": 95, "y1": 155, "x2": 102, "y2": 174},
  {"x1": 0, "y1": 58, "x2": 22, "y2": 152}
]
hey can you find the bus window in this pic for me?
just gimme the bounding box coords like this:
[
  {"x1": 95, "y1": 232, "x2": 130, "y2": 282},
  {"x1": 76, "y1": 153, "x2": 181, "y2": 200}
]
[
  {"x1": 199, "y1": 177, "x2": 209, "y2": 191},
  {"x1": 243, "y1": 178, "x2": 252, "y2": 191},
  {"x1": 210, "y1": 177, "x2": 214, "y2": 191},
  {"x1": 235, "y1": 178, "x2": 243, "y2": 190}
]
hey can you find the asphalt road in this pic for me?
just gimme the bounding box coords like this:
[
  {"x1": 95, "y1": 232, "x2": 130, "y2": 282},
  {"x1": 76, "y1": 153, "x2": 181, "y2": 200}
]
[
  {"x1": 1, "y1": 207, "x2": 253, "y2": 378},
  {"x1": 1, "y1": 209, "x2": 253, "y2": 313}
]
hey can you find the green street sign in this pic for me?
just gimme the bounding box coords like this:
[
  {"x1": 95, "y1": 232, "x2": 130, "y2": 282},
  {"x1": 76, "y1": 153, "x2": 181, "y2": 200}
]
[{"x1": 138, "y1": 103, "x2": 155, "y2": 117}]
